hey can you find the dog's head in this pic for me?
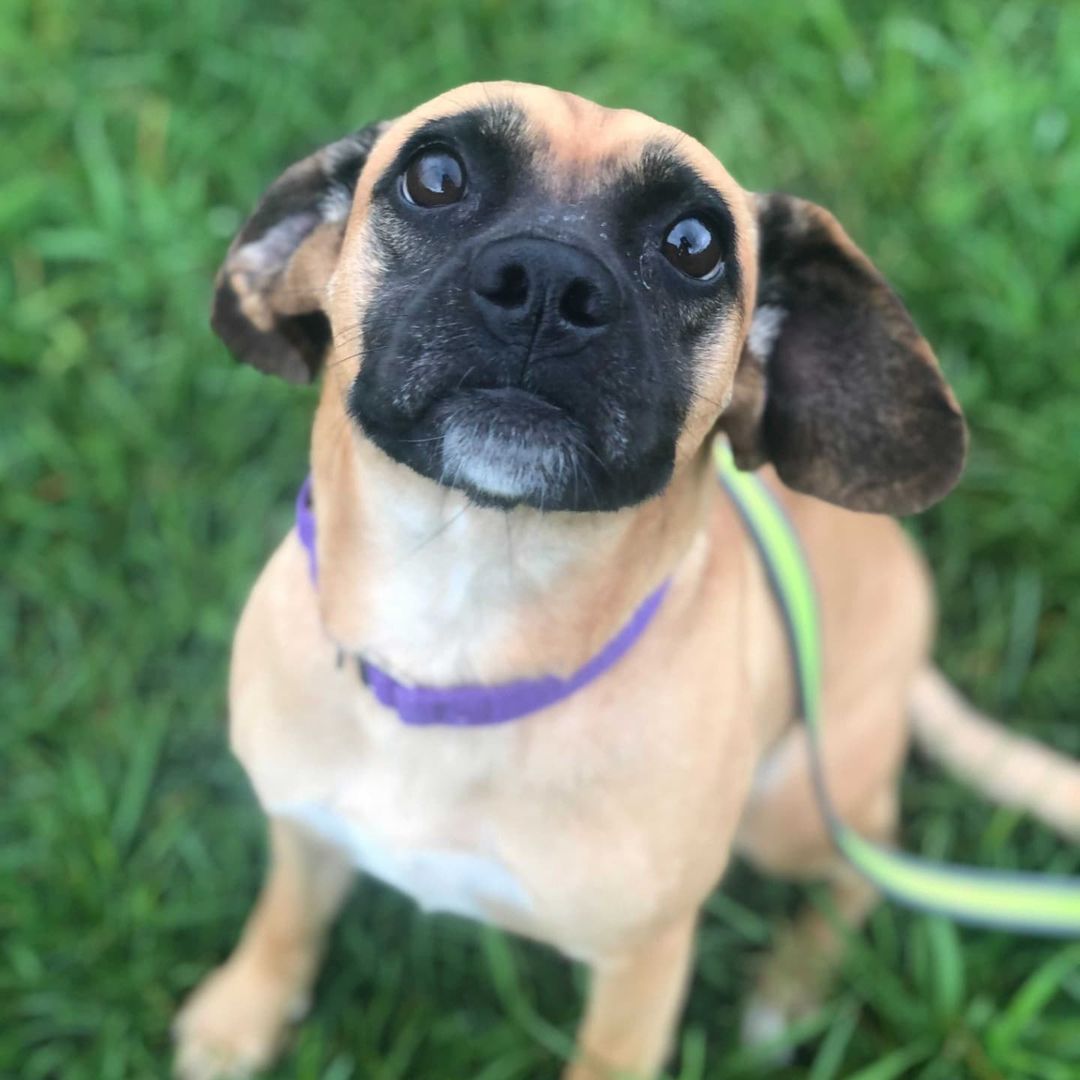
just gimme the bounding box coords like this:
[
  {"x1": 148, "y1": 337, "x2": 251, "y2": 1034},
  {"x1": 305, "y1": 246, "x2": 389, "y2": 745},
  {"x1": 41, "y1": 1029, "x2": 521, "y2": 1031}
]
[{"x1": 213, "y1": 82, "x2": 965, "y2": 515}]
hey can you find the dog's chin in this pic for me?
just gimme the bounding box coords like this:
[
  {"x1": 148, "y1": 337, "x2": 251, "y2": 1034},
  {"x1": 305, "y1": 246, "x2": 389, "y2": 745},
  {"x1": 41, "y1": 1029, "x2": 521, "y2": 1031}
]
[
  {"x1": 354, "y1": 384, "x2": 675, "y2": 513},
  {"x1": 433, "y1": 388, "x2": 588, "y2": 510}
]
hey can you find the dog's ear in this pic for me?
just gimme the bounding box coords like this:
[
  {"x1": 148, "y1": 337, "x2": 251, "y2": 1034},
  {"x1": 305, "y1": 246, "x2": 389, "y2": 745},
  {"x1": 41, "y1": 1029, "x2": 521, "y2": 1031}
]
[
  {"x1": 718, "y1": 193, "x2": 967, "y2": 515},
  {"x1": 211, "y1": 121, "x2": 390, "y2": 382}
]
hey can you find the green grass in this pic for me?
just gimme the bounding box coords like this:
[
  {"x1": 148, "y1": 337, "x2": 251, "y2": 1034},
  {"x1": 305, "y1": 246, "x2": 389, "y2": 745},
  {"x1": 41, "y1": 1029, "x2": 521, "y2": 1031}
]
[{"x1": 4, "y1": 1, "x2": 1080, "y2": 1077}]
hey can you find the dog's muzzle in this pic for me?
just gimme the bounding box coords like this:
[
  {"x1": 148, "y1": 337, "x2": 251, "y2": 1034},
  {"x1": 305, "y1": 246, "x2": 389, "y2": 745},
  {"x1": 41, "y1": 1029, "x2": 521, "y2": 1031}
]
[{"x1": 351, "y1": 222, "x2": 678, "y2": 513}]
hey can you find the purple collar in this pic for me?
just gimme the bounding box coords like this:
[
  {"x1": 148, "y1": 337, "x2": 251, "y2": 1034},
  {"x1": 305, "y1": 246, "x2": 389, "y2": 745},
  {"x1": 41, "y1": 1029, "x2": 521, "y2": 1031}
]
[{"x1": 296, "y1": 476, "x2": 669, "y2": 727}]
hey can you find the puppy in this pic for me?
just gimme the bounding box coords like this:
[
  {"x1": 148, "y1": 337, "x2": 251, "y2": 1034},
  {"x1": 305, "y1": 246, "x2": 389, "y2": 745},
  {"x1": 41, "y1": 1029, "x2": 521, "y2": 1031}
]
[{"x1": 174, "y1": 82, "x2": 1078, "y2": 1079}]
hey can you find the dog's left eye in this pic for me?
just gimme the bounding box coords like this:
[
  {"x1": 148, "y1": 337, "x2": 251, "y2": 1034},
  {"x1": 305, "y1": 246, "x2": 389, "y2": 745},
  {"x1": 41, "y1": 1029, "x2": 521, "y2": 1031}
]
[
  {"x1": 401, "y1": 148, "x2": 467, "y2": 208},
  {"x1": 661, "y1": 217, "x2": 724, "y2": 280}
]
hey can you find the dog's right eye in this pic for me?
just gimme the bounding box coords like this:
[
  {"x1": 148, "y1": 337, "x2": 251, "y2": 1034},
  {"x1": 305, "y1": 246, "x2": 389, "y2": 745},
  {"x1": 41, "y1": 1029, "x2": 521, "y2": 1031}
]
[
  {"x1": 661, "y1": 216, "x2": 724, "y2": 280},
  {"x1": 401, "y1": 148, "x2": 466, "y2": 208}
]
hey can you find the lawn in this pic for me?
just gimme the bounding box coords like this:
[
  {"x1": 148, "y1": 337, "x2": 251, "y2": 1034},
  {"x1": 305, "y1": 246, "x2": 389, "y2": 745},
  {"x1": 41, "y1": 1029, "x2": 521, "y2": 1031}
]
[{"x1": 3, "y1": 1, "x2": 1079, "y2": 1077}]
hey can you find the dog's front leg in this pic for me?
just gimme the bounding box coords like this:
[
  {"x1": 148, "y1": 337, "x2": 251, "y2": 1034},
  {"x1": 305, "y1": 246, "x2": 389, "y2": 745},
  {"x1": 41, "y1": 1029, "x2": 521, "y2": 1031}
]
[
  {"x1": 173, "y1": 817, "x2": 354, "y2": 1080},
  {"x1": 565, "y1": 915, "x2": 698, "y2": 1080}
]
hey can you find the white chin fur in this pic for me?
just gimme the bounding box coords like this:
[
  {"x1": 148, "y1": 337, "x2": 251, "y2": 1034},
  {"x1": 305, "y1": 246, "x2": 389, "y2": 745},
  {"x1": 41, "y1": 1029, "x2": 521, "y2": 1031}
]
[{"x1": 441, "y1": 420, "x2": 573, "y2": 502}]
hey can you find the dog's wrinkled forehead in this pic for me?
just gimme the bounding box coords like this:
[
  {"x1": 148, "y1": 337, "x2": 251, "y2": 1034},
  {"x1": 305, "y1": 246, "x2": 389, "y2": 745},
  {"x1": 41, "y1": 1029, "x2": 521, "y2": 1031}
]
[{"x1": 347, "y1": 82, "x2": 757, "y2": 286}]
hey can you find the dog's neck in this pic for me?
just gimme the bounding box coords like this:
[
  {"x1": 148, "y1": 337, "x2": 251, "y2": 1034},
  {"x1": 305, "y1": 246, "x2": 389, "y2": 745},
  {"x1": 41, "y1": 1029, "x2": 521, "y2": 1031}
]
[{"x1": 309, "y1": 383, "x2": 715, "y2": 686}]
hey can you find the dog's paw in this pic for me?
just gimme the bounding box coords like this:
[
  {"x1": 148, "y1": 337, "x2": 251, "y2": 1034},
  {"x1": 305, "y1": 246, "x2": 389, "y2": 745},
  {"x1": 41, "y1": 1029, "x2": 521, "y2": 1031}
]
[
  {"x1": 740, "y1": 997, "x2": 788, "y2": 1045},
  {"x1": 172, "y1": 962, "x2": 308, "y2": 1080},
  {"x1": 739, "y1": 997, "x2": 799, "y2": 1063},
  {"x1": 739, "y1": 943, "x2": 828, "y2": 1062}
]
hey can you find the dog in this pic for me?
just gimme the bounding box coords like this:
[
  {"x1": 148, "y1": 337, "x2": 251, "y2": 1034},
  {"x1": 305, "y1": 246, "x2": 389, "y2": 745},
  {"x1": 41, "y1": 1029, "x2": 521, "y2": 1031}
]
[{"x1": 173, "y1": 81, "x2": 1079, "y2": 1079}]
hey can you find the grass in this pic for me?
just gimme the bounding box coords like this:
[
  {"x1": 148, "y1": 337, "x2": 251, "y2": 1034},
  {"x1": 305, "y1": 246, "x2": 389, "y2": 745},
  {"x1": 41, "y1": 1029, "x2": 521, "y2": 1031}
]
[{"x1": 3, "y1": 0, "x2": 1080, "y2": 1076}]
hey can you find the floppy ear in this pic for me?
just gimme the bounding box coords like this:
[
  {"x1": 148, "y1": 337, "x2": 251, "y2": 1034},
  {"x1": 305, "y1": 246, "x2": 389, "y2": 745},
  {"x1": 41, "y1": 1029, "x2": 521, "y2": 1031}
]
[
  {"x1": 211, "y1": 120, "x2": 389, "y2": 382},
  {"x1": 719, "y1": 193, "x2": 967, "y2": 515}
]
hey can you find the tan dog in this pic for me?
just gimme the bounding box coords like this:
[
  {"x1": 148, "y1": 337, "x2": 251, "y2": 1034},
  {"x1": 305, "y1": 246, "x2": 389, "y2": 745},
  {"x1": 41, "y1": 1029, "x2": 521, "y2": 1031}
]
[{"x1": 173, "y1": 82, "x2": 1079, "y2": 1079}]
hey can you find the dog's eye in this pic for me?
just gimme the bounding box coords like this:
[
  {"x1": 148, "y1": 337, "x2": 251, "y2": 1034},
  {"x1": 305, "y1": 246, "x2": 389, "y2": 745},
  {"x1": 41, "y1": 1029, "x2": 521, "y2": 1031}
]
[
  {"x1": 661, "y1": 217, "x2": 724, "y2": 280},
  {"x1": 401, "y1": 149, "x2": 466, "y2": 208}
]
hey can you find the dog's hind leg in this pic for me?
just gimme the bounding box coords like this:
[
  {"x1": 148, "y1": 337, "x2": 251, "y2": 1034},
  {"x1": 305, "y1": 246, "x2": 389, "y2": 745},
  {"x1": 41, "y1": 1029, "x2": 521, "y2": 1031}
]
[
  {"x1": 739, "y1": 840, "x2": 888, "y2": 1052},
  {"x1": 564, "y1": 915, "x2": 698, "y2": 1080},
  {"x1": 173, "y1": 817, "x2": 354, "y2": 1080},
  {"x1": 733, "y1": 692, "x2": 907, "y2": 1053}
]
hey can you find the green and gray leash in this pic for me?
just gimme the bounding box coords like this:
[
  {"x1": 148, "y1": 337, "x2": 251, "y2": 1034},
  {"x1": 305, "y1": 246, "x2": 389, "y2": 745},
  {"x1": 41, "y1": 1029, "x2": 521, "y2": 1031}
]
[{"x1": 714, "y1": 440, "x2": 1080, "y2": 937}]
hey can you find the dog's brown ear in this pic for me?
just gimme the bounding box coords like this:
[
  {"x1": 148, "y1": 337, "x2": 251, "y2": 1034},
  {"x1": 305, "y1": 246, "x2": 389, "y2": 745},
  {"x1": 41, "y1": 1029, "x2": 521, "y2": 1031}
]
[
  {"x1": 719, "y1": 193, "x2": 967, "y2": 515},
  {"x1": 211, "y1": 121, "x2": 389, "y2": 382}
]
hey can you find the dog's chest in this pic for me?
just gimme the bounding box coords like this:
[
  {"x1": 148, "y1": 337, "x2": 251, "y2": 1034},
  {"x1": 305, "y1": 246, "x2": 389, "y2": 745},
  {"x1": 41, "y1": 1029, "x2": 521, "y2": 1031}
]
[{"x1": 274, "y1": 797, "x2": 532, "y2": 921}]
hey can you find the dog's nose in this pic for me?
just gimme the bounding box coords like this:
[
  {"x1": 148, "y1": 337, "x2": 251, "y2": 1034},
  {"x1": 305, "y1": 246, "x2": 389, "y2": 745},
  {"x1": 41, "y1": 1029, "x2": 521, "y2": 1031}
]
[{"x1": 469, "y1": 237, "x2": 619, "y2": 356}]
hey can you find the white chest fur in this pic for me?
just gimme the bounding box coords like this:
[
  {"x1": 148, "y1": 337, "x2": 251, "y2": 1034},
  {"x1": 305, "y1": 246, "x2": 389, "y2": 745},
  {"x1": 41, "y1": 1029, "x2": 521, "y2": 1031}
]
[{"x1": 276, "y1": 801, "x2": 533, "y2": 922}]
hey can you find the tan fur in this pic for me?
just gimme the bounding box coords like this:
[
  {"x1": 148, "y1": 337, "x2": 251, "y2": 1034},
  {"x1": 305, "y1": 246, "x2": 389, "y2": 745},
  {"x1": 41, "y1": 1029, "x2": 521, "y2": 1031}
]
[
  {"x1": 911, "y1": 666, "x2": 1080, "y2": 841},
  {"x1": 173, "y1": 83, "x2": 1072, "y2": 1079}
]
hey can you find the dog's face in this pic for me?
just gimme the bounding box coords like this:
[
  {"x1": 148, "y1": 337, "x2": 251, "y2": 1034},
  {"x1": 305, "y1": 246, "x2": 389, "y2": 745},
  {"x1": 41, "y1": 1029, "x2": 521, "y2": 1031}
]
[
  {"x1": 339, "y1": 86, "x2": 758, "y2": 512},
  {"x1": 213, "y1": 82, "x2": 966, "y2": 516},
  {"x1": 341, "y1": 90, "x2": 750, "y2": 511}
]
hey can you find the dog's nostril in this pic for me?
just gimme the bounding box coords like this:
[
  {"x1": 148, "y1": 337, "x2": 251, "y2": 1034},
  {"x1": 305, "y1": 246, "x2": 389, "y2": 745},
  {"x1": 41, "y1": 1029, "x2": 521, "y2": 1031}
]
[
  {"x1": 476, "y1": 262, "x2": 529, "y2": 310},
  {"x1": 559, "y1": 278, "x2": 606, "y2": 329}
]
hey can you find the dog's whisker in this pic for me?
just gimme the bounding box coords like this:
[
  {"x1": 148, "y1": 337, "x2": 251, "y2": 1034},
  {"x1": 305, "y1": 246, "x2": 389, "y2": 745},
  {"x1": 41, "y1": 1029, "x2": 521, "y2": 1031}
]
[
  {"x1": 397, "y1": 433, "x2": 448, "y2": 446},
  {"x1": 395, "y1": 501, "x2": 470, "y2": 565}
]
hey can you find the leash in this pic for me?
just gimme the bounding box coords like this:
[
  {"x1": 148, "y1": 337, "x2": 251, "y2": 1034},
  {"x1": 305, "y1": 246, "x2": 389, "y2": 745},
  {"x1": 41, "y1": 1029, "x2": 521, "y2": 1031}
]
[{"x1": 714, "y1": 440, "x2": 1080, "y2": 938}]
